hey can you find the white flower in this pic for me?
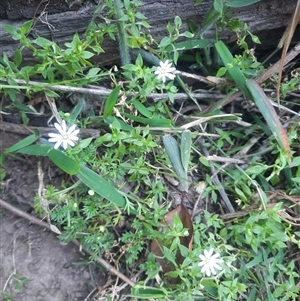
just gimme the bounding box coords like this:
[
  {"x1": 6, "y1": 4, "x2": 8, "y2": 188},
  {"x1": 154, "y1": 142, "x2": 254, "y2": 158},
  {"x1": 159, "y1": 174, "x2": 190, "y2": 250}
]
[
  {"x1": 198, "y1": 248, "x2": 223, "y2": 277},
  {"x1": 154, "y1": 60, "x2": 176, "y2": 83},
  {"x1": 48, "y1": 120, "x2": 79, "y2": 149}
]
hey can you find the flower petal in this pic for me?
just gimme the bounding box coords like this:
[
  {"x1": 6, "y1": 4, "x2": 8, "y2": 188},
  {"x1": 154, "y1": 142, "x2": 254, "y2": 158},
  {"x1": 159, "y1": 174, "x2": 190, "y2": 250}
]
[
  {"x1": 61, "y1": 120, "x2": 67, "y2": 133},
  {"x1": 67, "y1": 140, "x2": 75, "y2": 147},
  {"x1": 48, "y1": 137, "x2": 60, "y2": 143},
  {"x1": 54, "y1": 140, "x2": 62, "y2": 149},
  {"x1": 62, "y1": 140, "x2": 68, "y2": 150},
  {"x1": 48, "y1": 133, "x2": 61, "y2": 138},
  {"x1": 54, "y1": 122, "x2": 64, "y2": 135},
  {"x1": 67, "y1": 124, "x2": 77, "y2": 135}
]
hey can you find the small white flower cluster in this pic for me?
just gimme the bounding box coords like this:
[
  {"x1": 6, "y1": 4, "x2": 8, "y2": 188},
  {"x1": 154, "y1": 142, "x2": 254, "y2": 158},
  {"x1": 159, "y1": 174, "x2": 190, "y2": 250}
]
[
  {"x1": 48, "y1": 120, "x2": 79, "y2": 150},
  {"x1": 154, "y1": 60, "x2": 176, "y2": 83},
  {"x1": 198, "y1": 248, "x2": 224, "y2": 277}
]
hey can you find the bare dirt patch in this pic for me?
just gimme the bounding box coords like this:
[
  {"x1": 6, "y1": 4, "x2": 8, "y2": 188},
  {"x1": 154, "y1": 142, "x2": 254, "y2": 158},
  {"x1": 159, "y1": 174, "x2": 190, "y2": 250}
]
[{"x1": 0, "y1": 132, "x2": 107, "y2": 301}]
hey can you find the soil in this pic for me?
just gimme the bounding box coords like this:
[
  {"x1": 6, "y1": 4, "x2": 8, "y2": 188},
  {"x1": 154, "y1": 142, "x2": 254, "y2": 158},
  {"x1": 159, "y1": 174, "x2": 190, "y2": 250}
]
[{"x1": 0, "y1": 131, "x2": 107, "y2": 301}]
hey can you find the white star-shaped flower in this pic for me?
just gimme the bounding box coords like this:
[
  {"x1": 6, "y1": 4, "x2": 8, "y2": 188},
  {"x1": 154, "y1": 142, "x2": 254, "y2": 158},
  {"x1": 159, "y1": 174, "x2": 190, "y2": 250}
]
[
  {"x1": 198, "y1": 248, "x2": 223, "y2": 277},
  {"x1": 48, "y1": 120, "x2": 80, "y2": 150},
  {"x1": 154, "y1": 60, "x2": 176, "y2": 83}
]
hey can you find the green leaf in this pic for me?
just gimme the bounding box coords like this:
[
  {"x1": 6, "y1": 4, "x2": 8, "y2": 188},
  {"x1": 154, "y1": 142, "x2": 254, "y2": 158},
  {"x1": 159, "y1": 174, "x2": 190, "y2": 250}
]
[
  {"x1": 5, "y1": 132, "x2": 39, "y2": 153},
  {"x1": 229, "y1": 0, "x2": 262, "y2": 7},
  {"x1": 165, "y1": 39, "x2": 212, "y2": 52},
  {"x1": 196, "y1": 7, "x2": 220, "y2": 36},
  {"x1": 81, "y1": 51, "x2": 94, "y2": 59},
  {"x1": 12, "y1": 101, "x2": 35, "y2": 113},
  {"x1": 69, "y1": 98, "x2": 85, "y2": 124},
  {"x1": 78, "y1": 138, "x2": 93, "y2": 149},
  {"x1": 17, "y1": 145, "x2": 48, "y2": 156},
  {"x1": 104, "y1": 116, "x2": 134, "y2": 131},
  {"x1": 131, "y1": 99, "x2": 152, "y2": 118},
  {"x1": 213, "y1": 0, "x2": 223, "y2": 14},
  {"x1": 130, "y1": 285, "x2": 167, "y2": 299},
  {"x1": 163, "y1": 135, "x2": 189, "y2": 191},
  {"x1": 14, "y1": 48, "x2": 23, "y2": 67},
  {"x1": 77, "y1": 164, "x2": 129, "y2": 211},
  {"x1": 33, "y1": 37, "x2": 53, "y2": 47},
  {"x1": 44, "y1": 90, "x2": 60, "y2": 98},
  {"x1": 180, "y1": 130, "x2": 191, "y2": 172},
  {"x1": 245, "y1": 79, "x2": 291, "y2": 157},
  {"x1": 3, "y1": 24, "x2": 17, "y2": 35},
  {"x1": 215, "y1": 41, "x2": 252, "y2": 100},
  {"x1": 291, "y1": 156, "x2": 300, "y2": 167},
  {"x1": 162, "y1": 246, "x2": 177, "y2": 266},
  {"x1": 123, "y1": 113, "x2": 172, "y2": 127},
  {"x1": 20, "y1": 20, "x2": 34, "y2": 34},
  {"x1": 86, "y1": 67, "x2": 101, "y2": 78},
  {"x1": 48, "y1": 149, "x2": 80, "y2": 175},
  {"x1": 174, "y1": 16, "x2": 182, "y2": 28},
  {"x1": 104, "y1": 85, "x2": 121, "y2": 118}
]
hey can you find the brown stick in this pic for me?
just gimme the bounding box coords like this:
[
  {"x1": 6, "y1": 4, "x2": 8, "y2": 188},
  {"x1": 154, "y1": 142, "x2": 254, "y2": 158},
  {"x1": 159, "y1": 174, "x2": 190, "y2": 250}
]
[{"x1": 0, "y1": 198, "x2": 136, "y2": 287}]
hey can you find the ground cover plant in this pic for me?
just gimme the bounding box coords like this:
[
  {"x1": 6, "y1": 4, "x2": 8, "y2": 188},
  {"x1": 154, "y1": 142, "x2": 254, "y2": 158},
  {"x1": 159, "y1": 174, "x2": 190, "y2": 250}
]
[{"x1": 1, "y1": 0, "x2": 300, "y2": 300}]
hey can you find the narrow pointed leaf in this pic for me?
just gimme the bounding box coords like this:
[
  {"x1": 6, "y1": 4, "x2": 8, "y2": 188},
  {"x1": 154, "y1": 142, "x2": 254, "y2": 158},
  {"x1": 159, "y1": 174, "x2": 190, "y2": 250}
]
[
  {"x1": 104, "y1": 85, "x2": 121, "y2": 118},
  {"x1": 246, "y1": 79, "x2": 291, "y2": 157},
  {"x1": 77, "y1": 164, "x2": 128, "y2": 210},
  {"x1": 17, "y1": 144, "x2": 48, "y2": 156},
  {"x1": 48, "y1": 149, "x2": 80, "y2": 175},
  {"x1": 163, "y1": 135, "x2": 188, "y2": 191},
  {"x1": 132, "y1": 99, "x2": 153, "y2": 118},
  {"x1": 180, "y1": 130, "x2": 192, "y2": 172},
  {"x1": 130, "y1": 285, "x2": 167, "y2": 299},
  {"x1": 5, "y1": 131, "x2": 39, "y2": 153},
  {"x1": 229, "y1": 0, "x2": 262, "y2": 7},
  {"x1": 215, "y1": 41, "x2": 252, "y2": 99},
  {"x1": 123, "y1": 113, "x2": 172, "y2": 127}
]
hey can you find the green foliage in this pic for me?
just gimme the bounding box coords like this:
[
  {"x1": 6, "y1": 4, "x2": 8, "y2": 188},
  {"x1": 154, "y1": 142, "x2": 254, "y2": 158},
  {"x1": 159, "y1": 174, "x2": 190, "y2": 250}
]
[{"x1": 1, "y1": 0, "x2": 300, "y2": 300}]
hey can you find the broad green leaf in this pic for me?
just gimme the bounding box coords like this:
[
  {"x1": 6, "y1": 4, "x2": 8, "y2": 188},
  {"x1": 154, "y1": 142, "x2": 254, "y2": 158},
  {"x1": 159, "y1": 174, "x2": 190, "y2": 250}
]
[
  {"x1": 78, "y1": 138, "x2": 93, "y2": 149},
  {"x1": 81, "y1": 51, "x2": 94, "y2": 59},
  {"x1": 3, "y1": 24, "x2": 17, "y2": 35},
  {"x1": 291, "y1": 177, "x2": 300, "y2": 184},
  {"x1": 20, "y1": 20, "x2": 34, "y2": 34},
  {"x1": 213, "y1": 0, "x2": 223, "y2": 14},
  {"x1": 48, "y1": 149, "x2": 80, "y2": 175},
  {"x1": 291, "y1": 156, "x2": 300, "y2": 167},
  {"x1": 174, "y1": 16, "x2": 182, "y2": 28},
  {"x1": 86, "y1": 67, "x2": 101, "y2": 78},
  {"x1": 33, "y1": 37, "x2": 53, "y2": 47},
  {"x1": 5, "y1": 132, "x2": 39, "y2": 153},
  {"x1": 180, "y1": 130, "x2": 191, "y2": 172},
  {"x1": 246, "y1": 79, "x2": 291, "y2": 157},
  {"x1": 123, "y1": 113, "x2": 172, "y2": 127},
  {"x1": 215, "y1": 41, "x2": 252, "y2": 100},
  {"x1": 77, "y1": 164, "x2": 128, "y2": 210},
  {"x1": 163, "y1": 135, "x2": 189, "y2": 191},
  {"x1": 104, "y1": 85, "x2": 121, "y2": 118}
]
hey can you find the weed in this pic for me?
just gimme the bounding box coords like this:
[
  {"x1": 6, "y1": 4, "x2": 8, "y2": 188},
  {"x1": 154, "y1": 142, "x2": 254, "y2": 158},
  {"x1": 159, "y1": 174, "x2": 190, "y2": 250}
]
[{"x1": 1, "y1": 0, "x2": 300, "y2": 300}]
